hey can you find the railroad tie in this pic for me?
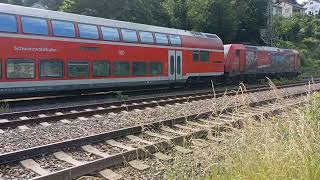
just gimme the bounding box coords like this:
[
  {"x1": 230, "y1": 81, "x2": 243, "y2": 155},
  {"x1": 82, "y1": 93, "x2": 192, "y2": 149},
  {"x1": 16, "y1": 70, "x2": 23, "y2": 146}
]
[
  {"x1": 99, "y1": 169, "x2": 123, "y2": 180},
  {"x1": 19, "y1": 116, "x2": 29, "y2": 120},
  {"x1": 192, "y1": 139, "x2": 209, "y2": 148},
  {"x1": 218, "y1": 114, "x2": 242, "y2": 120},
  {"x1": 60, "y1": 119, "x2": 71, "y2": 124},
  {"x1": 55, "y1": 112, "x2": 64, "y2": 116},
  {"x1": 128, "y1": 160, "x2": 150, "y2": 171},
  {"x1": 70, "y1": 110, "x2": 78, "y2": 113},
  {"x1": 18, "y1": 125, "x2": 30, "y2": 131},
  {"x1": 199, "y1": 119, "x2": 227, "y2": 126},
  {"x1": 254, "y1": 107, "x2": 274, "y2": 111},
  {"x1": 78, "y1": 117, "x2": 89, "y2": 121},
  {"x1": 0, "y1": 119, "x2": 9, "y2": 123},
  {"x1": 53, "y1": 151, "x2": 85, "y2": 166},
  {"x1": 81, "y1": 145, "x2": 110, "y2": 158},
  {"x1": 126, "y1": 135, "x2": 154, "y2": 145},
  {"x1": 153, "y1": 152, "x2": 173, "y2": 161},
  {"x1": 106, "y1": 139, "x2": 135, "y2": 151},
  {"x1": 207, "y1": 136, "x2": 224, "y2": 142},
  {"x1": 108, "y1": 112, "x2": 117, "y2": 116},
  {"x1": 174, "y1": 146, "x2": 193, "y2": 154},
  {"x1": 40, "y1": 122, "x2": 51, "y2": 127},
  {"x1": 187, "y1": 121, "x2": 212, "y2": 128},
  {"x1": 97, "y1": 107, "x2": 106, "y2": 110},
  {"x1": 93, "y1": 115, "x2": 103, "y2": 118},
  {"x1": 174, "y1": 124, "x2": 200, "y2": 132},
  {"x1": 161, "y1": 127, "x2": 187, "y2": 136},
  {"x1": 20, "y1": 159, "x2": 50, "y2": 176},
  {"x1": 38, "y1": 114, "x2": 48, "y2": 118},
  {"x1": 84, "y1": 109, "x2": 93, "y2": 112},
  {"x1": 144, "y1": 131, "x2": 172, "y2": 140}
]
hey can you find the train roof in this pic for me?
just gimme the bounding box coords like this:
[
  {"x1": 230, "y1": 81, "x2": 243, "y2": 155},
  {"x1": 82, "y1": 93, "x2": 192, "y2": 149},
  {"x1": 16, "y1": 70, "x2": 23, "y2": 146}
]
[
  {"x1": 0, "y1": 3, "x2": 219, "y2": 40},
  {"x1": 224, "y1": 44, "x2": 297, "y2": 54}
]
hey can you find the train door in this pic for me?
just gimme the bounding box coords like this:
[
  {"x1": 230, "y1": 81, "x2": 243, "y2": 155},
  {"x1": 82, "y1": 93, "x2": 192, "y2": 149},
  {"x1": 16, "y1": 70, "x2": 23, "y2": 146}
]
[
  {"x1": 168, "y1": 50, "x2": 183, "y2": 81},
  {"x1": 236, "y1": 50, "x2": 245, "y2": 73}
]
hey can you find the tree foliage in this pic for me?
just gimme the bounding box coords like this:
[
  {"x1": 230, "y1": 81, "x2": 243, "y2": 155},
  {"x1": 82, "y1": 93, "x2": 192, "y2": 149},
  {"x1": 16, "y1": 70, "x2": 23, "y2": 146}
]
[{"x1": 274, "y1": 15, "x2": 320, "y2": 75}]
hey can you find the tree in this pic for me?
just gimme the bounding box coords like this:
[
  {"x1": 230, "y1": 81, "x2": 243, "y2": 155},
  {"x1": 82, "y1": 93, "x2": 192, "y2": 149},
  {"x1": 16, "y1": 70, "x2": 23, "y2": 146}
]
[
  {"x1": 233, "y1": 0, "x2": 268, "y2": 44},
  {"x1": 60, "y1": 0, "x2": 170, "y2": 26},
  {"x1": 163, "y1": 0, "x2": 189, "y2": 29},
  {"x1": 4, "y1": 0, "x2": 63, "y2": 10}
]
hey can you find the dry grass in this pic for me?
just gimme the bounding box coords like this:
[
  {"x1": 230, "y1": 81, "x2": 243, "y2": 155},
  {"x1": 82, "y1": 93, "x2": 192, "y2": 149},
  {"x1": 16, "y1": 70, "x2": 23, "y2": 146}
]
[{"x1": 165, "y1": 84, "x2": 320, "y2": 180}]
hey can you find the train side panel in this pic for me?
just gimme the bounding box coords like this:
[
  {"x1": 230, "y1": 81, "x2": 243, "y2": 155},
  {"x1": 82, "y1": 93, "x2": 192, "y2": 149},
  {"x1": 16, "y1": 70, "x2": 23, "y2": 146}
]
[{"x1": 224, "y1": 44, "x2": 301, "y2": 79}]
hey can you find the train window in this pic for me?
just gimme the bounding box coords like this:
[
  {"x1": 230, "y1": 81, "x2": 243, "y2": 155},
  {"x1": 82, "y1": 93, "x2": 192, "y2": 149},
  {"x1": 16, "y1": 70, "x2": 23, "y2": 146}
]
[
  {"x1": 139, "y1": 31, "x2": 154, "y2": 44},
  {"x1": 101, "y1": 27, "x2": 120, "y2": 41},
  {"x1": 150, "y1": 62, "x2": 162, "y2": 76},
  {"x1": 21, "y1": 16, "x2": 48, "y2": 35},
  {"x1": 78, "y1": 24, "x2": 99, "y2": 39},
  {"x1": 40, "y1": 60, "x2": 64, "y2": 78},
  {"x1": 93, "y1": 61, "x2": 110, "y2": 77},
  {"x1": 169, "y1": 35, "x2": 181, "y2": 46},
  {"x1": 121, "y1": 29, "x2": 138, "y2": 43},
  {"x1": 68, "y1": 61, "x2": 89, "y2": 78},
  {"x1": 170, "y1": 56, "x2": 175, "y2": 75},
  {"x1": 0, "y1": 14, "x2": 17, "y2": 33},
  {"x1": 177, "y1": 56, "x2": 181, "y2": 75},
  {"x1": 114, "y1": 61, "x2": 130, "y2": 76},
  {"x1": 155, "y1": 33, "x2": 169, "y2": 45},
  {"x1": 7, "y1": 59, "x2": 35, "y2": 79},
  {"x1": 133, "y1": 62, "x2": 147, "y2": 76},
  {"x1": 200, "y1": 51, "x2": 210, "y2": 62},
  {"x1": 52, "y1": 20, "x2": 76, "y2": 38},
  {"x1": 193, "y1": 51, "x2": 199, "y2": 61}
]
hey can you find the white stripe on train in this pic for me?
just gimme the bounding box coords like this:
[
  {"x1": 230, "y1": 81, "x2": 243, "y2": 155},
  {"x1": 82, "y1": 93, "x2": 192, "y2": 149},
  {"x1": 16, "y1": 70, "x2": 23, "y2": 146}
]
[{"x1": 0, "y1": 72, "x2": 224, "y2": 89}]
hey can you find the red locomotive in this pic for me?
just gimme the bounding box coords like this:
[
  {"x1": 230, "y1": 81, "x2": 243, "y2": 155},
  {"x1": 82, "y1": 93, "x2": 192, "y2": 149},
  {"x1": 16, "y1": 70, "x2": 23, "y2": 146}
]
[
  {"x1": 0, "y1": 4, "x2": 300, "y2": 96},
  {"x1": 224, "y1": 44, "x2": 300, "y2": 80}
]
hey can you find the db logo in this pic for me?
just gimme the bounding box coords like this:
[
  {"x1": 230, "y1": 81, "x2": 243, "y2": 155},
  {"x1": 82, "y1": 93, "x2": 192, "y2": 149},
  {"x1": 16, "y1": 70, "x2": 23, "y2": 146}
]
[{"x1": 119, "y1": 50, "x2": 126, "y2": 56}]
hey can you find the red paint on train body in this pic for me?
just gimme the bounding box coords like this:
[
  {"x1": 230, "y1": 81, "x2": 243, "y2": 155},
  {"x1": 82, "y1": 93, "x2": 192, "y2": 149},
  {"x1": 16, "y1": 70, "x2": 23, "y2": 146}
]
[
  {"x1": 0, "y1": 4, "x2": 301, "y2": 96},
  {"x1": 224, "y1": 44, "x2": 300, "y2": 77},
  {"x1": 0, "y1": 3, "x2": 224, "y2": 95}
]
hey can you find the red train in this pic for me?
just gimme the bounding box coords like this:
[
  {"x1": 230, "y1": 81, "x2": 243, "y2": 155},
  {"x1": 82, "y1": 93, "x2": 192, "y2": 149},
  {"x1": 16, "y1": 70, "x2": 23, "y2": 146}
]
[
  {"x1": 0, "y1": 4, "x2": 300, "y2": 96},
  {"x1": 224, "y1": 44, "x2": 300, "y2": 80}
]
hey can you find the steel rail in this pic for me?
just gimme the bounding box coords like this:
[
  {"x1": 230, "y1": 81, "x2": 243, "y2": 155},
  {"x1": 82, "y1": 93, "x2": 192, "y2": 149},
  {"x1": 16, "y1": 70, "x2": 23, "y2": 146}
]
[
  {"x1": 0, "y1": 87, "x2": 316, "y2": 166},
  {"x1": 0, "y1": 80, "x2": 318, "y2": 130},
  {"x1": 25, "y1": 96, "x2": 311, "y2": 180}
]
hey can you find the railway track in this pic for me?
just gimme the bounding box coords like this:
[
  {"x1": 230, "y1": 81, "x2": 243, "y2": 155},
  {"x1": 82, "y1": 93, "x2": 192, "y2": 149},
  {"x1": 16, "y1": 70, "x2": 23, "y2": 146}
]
[
  {"x1": 0, "y1": 77, "x2": 318, "y2": 111},
  {"x1": 0, "y1": 83, "x2": 315, "y2": 180},
  {"x1": 0, "y1": 80, "x2": 318, "y2": 131}
]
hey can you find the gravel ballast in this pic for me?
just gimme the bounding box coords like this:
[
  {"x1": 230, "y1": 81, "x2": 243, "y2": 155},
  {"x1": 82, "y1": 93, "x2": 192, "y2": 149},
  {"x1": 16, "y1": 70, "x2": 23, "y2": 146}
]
[{"x1": 0, "y1": 84, "x2": 318, "y2": 154}]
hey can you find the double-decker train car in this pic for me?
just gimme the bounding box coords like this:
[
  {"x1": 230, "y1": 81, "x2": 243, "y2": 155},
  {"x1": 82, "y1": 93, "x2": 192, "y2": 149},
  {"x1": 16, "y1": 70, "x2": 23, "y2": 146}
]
[
  {"x1": 224, "y1": 44, "x2": 300, "y2": 79},
  {"x1": 0, "y1": 3, "x2": 225, "y2": 95}
]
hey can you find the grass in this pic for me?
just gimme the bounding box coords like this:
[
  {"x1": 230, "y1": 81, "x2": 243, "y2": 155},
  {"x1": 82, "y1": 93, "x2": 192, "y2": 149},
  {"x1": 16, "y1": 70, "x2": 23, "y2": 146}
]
[{"x1": 165, "y1": 85, "x2": 320, "y2": 180}]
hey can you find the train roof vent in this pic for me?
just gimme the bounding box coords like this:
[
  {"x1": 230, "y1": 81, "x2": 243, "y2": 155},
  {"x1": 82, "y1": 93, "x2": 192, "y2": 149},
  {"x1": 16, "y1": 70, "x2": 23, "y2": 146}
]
[
  {"x1": 191, "y1": 31, "x2": 205, "y2": 38},
  {"x1": 204, "y1": 33, "x2": 218, "y2": 39}
]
